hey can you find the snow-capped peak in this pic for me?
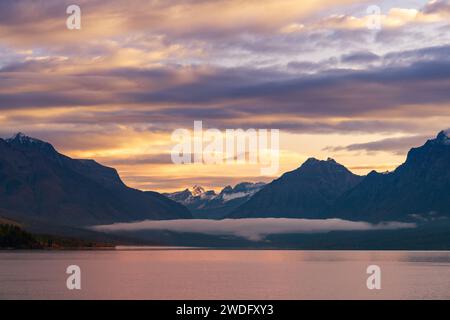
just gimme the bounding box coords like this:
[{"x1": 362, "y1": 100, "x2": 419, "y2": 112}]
[
  {"x1": 191, "y1": 185, "x2": 206, "y2": 196},
  {"x1": 5, "y1": 132, "x2": 60, "y2": 158},
  {"x1": 6, "y1": 132, "x2": 41, "y2": 144},
  {"x1": 219, "y1": 182, "x2": 265, "y2": 202}
]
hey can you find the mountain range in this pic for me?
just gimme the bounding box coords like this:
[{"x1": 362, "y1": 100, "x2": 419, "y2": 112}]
[
  {"x1": 230, "y1": 131, "x2": 450, "y2": 222},
  {"x1": 164, "y1": 182, "x2": 265, "y2": 219},
  {"x1": 1, "y1": 130, "x2": 449, "y2": 234},
  {"x1": 331, "y1": 130, "x2": 450, "y2": 222},
  {"x1": 0, "y1": 133, "x2": 191, "y2": 227}
]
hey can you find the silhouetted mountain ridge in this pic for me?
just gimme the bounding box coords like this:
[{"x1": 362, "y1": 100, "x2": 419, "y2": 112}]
[
  {"x1": 230, "y1": 131, "x2": 450, "y2": 222},
  {"x1": 332, "y1": 130, "x2": 450, "y2": 221},
  {"x1": 229, "y1": 157, "x2": 362, "y2": 218},
  {"x1": 0, "y1": 133, "x2": 191, "y2": 227}
]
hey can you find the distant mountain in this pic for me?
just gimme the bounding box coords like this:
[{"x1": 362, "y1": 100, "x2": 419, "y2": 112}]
[
  {"x1": 165, "y1": 182, "x2": 266, "y2": 219},
  {"x1": 331, "y1": 131, "x2": 450, "y2": 222},
  {"x1": 229, "y1": 158, "x2": 362, "y2": 218},
  {"x1": 0, "y1": 133, "x2": 191, "y2": 227}
]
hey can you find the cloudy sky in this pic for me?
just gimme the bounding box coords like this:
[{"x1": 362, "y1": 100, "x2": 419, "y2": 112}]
[{"x1": 1, "y1": 0, "x2": 449, "y2": 192}]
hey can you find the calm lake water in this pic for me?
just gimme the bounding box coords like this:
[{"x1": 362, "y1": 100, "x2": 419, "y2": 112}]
[{"x1": 1, "y1": 250, "x2": 449, "y2": 299}]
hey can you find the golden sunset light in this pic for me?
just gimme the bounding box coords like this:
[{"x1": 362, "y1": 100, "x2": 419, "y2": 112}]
[
  {"x1": 2, "y1": 0, "x2": 450, "y2": 303},
  {"x1": 2, "y1": 0, "x2": 450, "y2": 192}
]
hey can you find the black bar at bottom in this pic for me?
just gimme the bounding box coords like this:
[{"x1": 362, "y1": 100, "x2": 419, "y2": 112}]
[{"x1": 1, "y1": 300, "x2": 448, "y2": 319}]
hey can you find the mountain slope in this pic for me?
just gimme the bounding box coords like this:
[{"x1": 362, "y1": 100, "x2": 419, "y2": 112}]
[
  {"x1": 332, "y1": 131, "x2": 450, "y2": 222},
  {"x1": 0, "y1": 133, "x2": 191, "y2": 227},
  {"x1": 229, "y1": 158, "x2": 362, "y2": 218},
  {"x1": 165, "y1": 182, "x2": 265, "y2": 219}
]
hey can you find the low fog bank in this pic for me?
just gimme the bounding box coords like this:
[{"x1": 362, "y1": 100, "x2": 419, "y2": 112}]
[{"x1": 92, "y1": 218, "x2": 416, "y2": 241}]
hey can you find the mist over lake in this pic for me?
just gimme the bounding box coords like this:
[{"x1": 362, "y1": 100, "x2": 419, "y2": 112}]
[{"x1": 92, "y1": 218, "x2": 416, "y2": 241}]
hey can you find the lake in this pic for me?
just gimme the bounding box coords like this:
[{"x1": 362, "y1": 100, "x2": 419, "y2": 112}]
[{"x1": 1, "y1": 250, "x2": 449, "y2": 299}]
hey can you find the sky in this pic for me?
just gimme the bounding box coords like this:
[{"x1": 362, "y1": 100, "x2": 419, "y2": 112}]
[{"x1": 1, "y1": 0, "x2": 450, "y2": 192}]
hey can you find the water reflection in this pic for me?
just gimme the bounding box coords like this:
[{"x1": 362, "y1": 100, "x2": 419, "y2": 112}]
[{"x1": 0, "y1": 250, "x2": 449, "y2": 299}]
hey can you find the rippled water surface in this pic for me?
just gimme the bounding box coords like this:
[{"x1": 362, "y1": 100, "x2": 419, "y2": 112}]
[{"x1": 1, "y1": 250, "x2": 449, "y2": 299}]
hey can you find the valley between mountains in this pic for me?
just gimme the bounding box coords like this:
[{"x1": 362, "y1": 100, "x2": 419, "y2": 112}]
[{"x1": 1, "y1": 131, "x2": 450, "y2": 249}]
